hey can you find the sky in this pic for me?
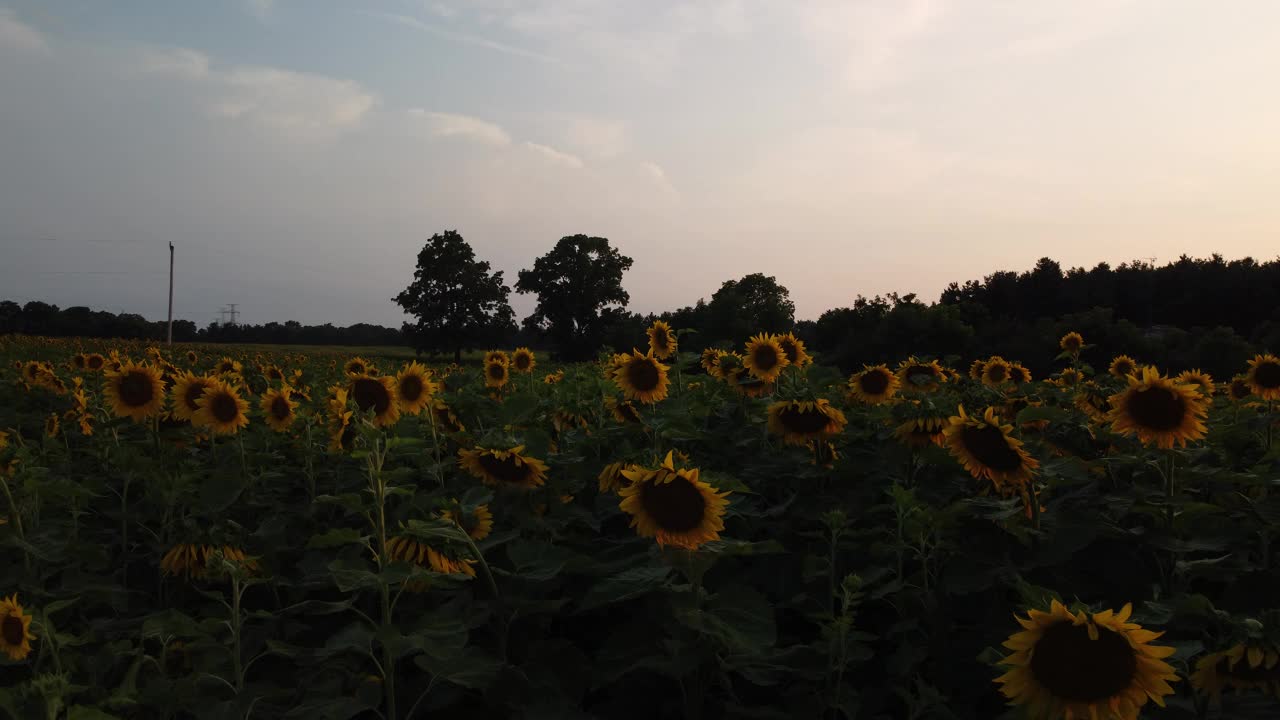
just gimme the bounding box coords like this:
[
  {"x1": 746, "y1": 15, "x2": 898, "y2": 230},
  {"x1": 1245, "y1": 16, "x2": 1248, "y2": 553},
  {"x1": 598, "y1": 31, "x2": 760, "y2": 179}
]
[{"x1": 3, "y1": 1, "x2": 1280, "y2": 328}]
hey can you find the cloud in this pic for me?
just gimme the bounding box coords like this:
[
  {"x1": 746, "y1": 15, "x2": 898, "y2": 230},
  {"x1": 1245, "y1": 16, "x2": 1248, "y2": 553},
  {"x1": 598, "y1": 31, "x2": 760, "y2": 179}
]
[
  {"x1": 563, "y1": 116, "x2": 628, "y2": 158},
  {"x1": 136, "y1": 47, "x2": 376, "y2": 141},
  {"x1": 800, "y1": 0, "x2": 948, "y2": 93},
  {"x1": 245, "y1": 0, "x2": 274, "y2": 21},
  {"x1": 524, "y1": 141, "x2": 584, "y2": 168},
  {"x1": 361, "y1": 11, "x2": 566, "y2": 66},
  {"x1": 641, "y1": 161, "x2": 677, "y2": 196},
  {"x1": 0, "y1": 8, "x2": 49, "y2": 54},
  {"x1": 408, "y1": 109, "x2": 512, "y2": 146}
]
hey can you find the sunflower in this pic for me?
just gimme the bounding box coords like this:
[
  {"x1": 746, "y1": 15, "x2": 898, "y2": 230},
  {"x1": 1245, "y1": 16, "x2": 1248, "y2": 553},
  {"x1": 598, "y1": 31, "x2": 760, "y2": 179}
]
[
  {"x1": 897, "y1": 357, "x2": 944, "y2": 393},
  {"x1": 1229, "y1": 376, "x2": 1252, "y2": 402},
  {"x1": 0, "y1": 594, "x2": 36, "y2": 661},
  {"x1": 1075, "y1": 385, "x2": 1113, "y2": 423},
  {"x1": 263, "y1": 365, "x2": 286, "y2": 383},
  {"x1": 1109, "y1": 355, "x2": 1138, "y2": 378},
  {"x1": 722, "y1": 366, "x2": 772, "y2": 398},
  {"x1": 893, "y1": 416, "x2": 948, "y2": 448},
  {"x1": 612, "y1": 350, "x2": 671, "y2": 404},
  {"x1": 968, "y1": 359, "x2": 987, "y2": 380},
  {"x1": 1056, "y1": 368, "x2": 1083, "y2": 388},
  {"x1": 484, "y1": 360, "x2": 510, "y2": 390},
  {"x1": 543, "y1": 370, "x2": 564, "y2": 385},
  {"x1": 767, "y1": 399, "x2": 847, "y2": 446},
  {"x1": 743, "y1": 334, "x2": 789, "y2": 383},
  {"x1": 260, "y1": 387, "x2": 296, "y2": 432},
  {"x1": 700, "y1": 348, "x2": 725, "y2": 377},
  {"x1": 944, "y1": 406, "x2": 1039, "y2": 492},
  {"x1": 1191, "y1": 642, "x2": 1280, "y2": 700},
  {"x1": 598, "y1": 461, "x2": 631, "y2": 493},
  {"x1": 996, "y1": 600, "x2": 1178, "y2": 719},
  {"x1": 1108, "y1": 367, "x2": 1208, "y2": 449},
  {"x1": 349, "y1": 374, "x2": 401, "y2": 427},
  {"x1": 458, "y1": 445, "x2": 549, "y2": 488},
  {"x1": 44, "y1": 412, "x2": 59, "y2": 439},
  {"x1": 185, "y1": 350, "x2": 198, "y2": 364},
  {"x1": 71, "y1": 353, "x2": 87, "y2": 370},
  {"x1": 430, "y1": 400, "x2": 465, "y2": 433},
  {"x1": 848, "y1": 365, "x2": 899, "y2": 404},
  {"x1": 982, "y1": 357, "x2": 1012, "y2": 386},
  {"x1": 193, "y1": 379, "x2": 250, "y2": 435},
  {"x1": 511, "y1": 348, "x2": 536, "y2": 374},
  {"x1": 1008, "y1": 363, "x2": 1032, "y2": 384},
  {"x1": 216, "y1": 357, "x2": 242, "y2": 375},
  {"x1": 160, "y1": 544, "x2": 258, "y2": 580},
  {"x1": 104, "y1": 361, "x2": 166, "y2": 422},
  {"x1": 1175, "y1": 369, "x2": 1214, "y2": 398},
  {"x1": 395, "y1": 361, "x2": 437, "y2": 415},
  {"x1": 1059, "y1": 332, "x2": 1084, "y2": 354},
  {"x1": 484, "y1": 350, "x2": 510, "y2": 367},
  {"x1": 328, "y1": 406, "x2": 356, "y2": 453},
  {"x1": 85, "y1": 353, "x2": 105, "y2": 371},
  {"x1": 1246, "y1": 354, "x2": 1280, "y2": 400},
  {"x1": 344, "y1": 357, "x2": 372, "y2": 376},
  {"x1": 171, "y1": 372, "x2": 215, "y2": 421},
  {"x1": 440, "y1": 502, "x2": 493, "y2": 541},
  {"x1": 775, "y1": 332, "x2": 811, "y2": 368},
  {"x1": 618, "y1": 451, "x2": 730, "y2": 549},
  {"x1": 607, "y1": 396, "x2": 644, "y2": 425},
  {"x1": 647, "y1": 320, "x2": 677, "y2": 360},
  {"x1": 386, "y1": 535, "x2": 476, "y2": 583}
]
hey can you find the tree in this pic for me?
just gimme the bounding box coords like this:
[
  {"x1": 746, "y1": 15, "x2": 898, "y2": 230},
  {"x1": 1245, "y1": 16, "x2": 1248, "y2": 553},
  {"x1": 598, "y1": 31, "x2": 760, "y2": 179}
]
[
  {"x1": 393, "y1": 231, "x2": 516, "y2": 362},
  {"x1": 705, "y1": 273, "x2": 795, "y2": 344},
  {"x1": 516, "y1": 235, "x2": 633, "y2": 361}
]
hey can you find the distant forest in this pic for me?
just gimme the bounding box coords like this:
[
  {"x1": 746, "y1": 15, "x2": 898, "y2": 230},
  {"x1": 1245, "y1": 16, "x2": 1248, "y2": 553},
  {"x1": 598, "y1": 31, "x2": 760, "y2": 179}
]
[{"x1": 4, "y1": 254, "x2": 1279, "y2": 379}]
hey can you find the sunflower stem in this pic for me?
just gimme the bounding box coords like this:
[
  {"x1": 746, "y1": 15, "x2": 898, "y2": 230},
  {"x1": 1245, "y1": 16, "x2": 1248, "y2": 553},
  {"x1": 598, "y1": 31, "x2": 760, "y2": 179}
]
[
  {"x1": 0, "y1": 473, "x2": 28, "y2": 571},
  {"x1": 463, "y1": 533, "x2": 506, "y2": 661}
]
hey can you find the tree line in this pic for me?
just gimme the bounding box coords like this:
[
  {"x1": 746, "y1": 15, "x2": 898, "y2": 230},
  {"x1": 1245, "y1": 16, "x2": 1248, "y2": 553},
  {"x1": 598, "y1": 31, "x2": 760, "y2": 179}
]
[{"x1": 6, "y1": 234, "x2": 1280, "y2": 378}]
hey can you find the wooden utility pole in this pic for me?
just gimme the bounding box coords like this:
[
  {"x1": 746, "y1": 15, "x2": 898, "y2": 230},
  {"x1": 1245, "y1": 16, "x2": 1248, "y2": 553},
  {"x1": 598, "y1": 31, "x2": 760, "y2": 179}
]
[{"x1": 167, "y1": 242, "x2": 174, "y2": 345}]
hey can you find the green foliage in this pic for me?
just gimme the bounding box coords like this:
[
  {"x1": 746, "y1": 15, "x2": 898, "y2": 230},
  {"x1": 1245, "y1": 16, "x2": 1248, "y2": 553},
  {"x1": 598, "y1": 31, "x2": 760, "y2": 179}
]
[{"x1": 515, "y1": 235, "x2": 633, "y2": 361}]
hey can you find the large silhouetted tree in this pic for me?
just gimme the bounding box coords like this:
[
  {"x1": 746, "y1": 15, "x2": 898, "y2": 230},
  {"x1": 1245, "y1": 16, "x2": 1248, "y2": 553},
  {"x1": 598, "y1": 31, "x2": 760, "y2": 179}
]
[
  {"x1": 705, "y1": 273, "x2": 795, "y2": 344},
  {"x1": 394, "y1": 230, "x2": 516, "y2": 362},
  {"x1": 516, "y1": 234, "x2": 633, "y2": 361}
]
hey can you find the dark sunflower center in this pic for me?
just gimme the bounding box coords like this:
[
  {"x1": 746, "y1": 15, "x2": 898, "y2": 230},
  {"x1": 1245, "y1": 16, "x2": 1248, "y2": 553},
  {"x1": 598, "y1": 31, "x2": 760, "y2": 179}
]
[
  {"x1": 1115, "y1": 361, "x2": 1134, "y2": 375},
  {"x1": 352, "y1": 378, "x2": 391, "y2": 414},
  {"x1": 1256, "y1": 361, "x2": 1280, "y2": 389},
  {"x1": 752, "y1": 346, "x2": 780, "y2": 372},
  {"x1": 653, "y1": 329, "x2": 668, "y2": 346},
  {"x1": 906, "y1": 365, "x2": 936, "y2": 385},
  {"x1": 400, "y1": 375, "x2": 424, "y2": 401},
  {"x1": 1124, "y1": 386, "x2": 1185, "y2": 431},
  {"x1": 477, "y1": 453, "x2": 532, "y2": 485},
  {"x1": 779, "y1": 341, "x2": 799, "y2": 364},
  {"x1": 1009, "y1": 367, "x2": 1027, "y2": 382},
  {"x1": 24, "y1": 365, "x2": 39, "y2": 380},
  {"x1": 270, "y1": 396, "x2": 291, "y2": 421},
  {"x1": 73, "y1": 355, "x2": 86, "y2": 368},
  {"x1": 209, "y1": 393, "x2": 240, "y2": 424},
  {"x1": 2, "y1": 614, "x2": 24, "y2": 646},
  {"x1": 487, "y1": 363, "x2": 506, "y2": 381},
  {"x1": 626, "y1": 358, "x2": 660, "y2": 392},
  {"x1": 183, "y1": 382, "x2": 207, "y2": 411},
  {"x1": 118, "y1": 372, "x2": 155, "y2": 407},
  {"x1": 87, "y1": 356, "x2": 103, "y2": 369},
  {"x1": 268, "y1": 368, "x2": 283, "y2": 380},
  {"x1": 1030, "y1": 621, "x2": 1137, "y2": 703},
  {"x1": 860, "y1": 371, "x2": 890, "y2": 394},
  {"x1": 515, "y1": 355, "x2": 531, "y2": 370},
  {"x1": 986, "y1": 364, "x2": 1008, "y2": 382},
  {"x1": 1064, "y1": 337, "x2": 1081, "y2": 351},
  {"x1": 960, "y1": 424, "x2": 1024, "y2": 472},
  {"x1": 434, "y1": 408, "x2": 459, "y2": 432},
  {"x1": 348, "y1": 362, "x2": 365, "y2": 375},
  {"x1": 639, "y1": 476, "x2": 707, "y2": 532},
  {"x1": 219, "y1": 362, "x2": 234, "y2": 372},
  {"x1": 1231, "y1": 381, "x2": 1250, "y2": 399},
  {"x1": 779, "y1": 406, "x2": 832, "y2": 435}
]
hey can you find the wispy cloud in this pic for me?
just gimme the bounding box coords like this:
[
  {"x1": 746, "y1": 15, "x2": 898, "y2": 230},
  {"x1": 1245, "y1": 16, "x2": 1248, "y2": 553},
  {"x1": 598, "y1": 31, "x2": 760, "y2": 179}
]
[
  {"x1": 0, "y1": 7, "x2": 49, "y2": 54},
  {"x1": 245, "y1": 0, "x2": 275, "y2": 22},
  {"x1": 641, "y1": 161, "x2": 678, "y2": 197},
  {"x1": 524, "y1": 141, "x2": 584, "y2": 169},
  {"x1": 801, "y1": 0, "x2": 948, "y2": 93},
  {"x1": 563, "y1": 115, "x2": 628, "y2": 158},
  {"x1": 408, "y1": 109, "x2": 512, "y2": 146},
  {"x1": 361, "y1": 10, "x2": 566, "y2": 66}
]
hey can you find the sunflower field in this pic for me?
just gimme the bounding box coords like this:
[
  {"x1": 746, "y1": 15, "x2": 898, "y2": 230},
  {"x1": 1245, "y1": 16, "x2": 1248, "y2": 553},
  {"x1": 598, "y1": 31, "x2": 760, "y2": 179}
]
[{"x1": 2, "y1": 327, "x2": 1280, "y2": 720}]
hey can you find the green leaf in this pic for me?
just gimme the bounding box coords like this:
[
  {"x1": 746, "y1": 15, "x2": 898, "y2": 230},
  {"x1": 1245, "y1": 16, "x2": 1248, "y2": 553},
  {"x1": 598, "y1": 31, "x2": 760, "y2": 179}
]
[
  {"x1": 506, "y1": 541, "x2": 575, "y2": 581},
  {"x1": 414, "y1": 650, "x2": 502, "y2": 690},
  {"x1": 306, "y1": 528, "x2": 369, "y2": 550},
  {"x1": 67, "y1": 708, "x2": 123, "y2": 720},
  {"x1": 699, "y1": 585, "x2": 776, "y2": 655},
  {"x1": 577, "y1": 565, "x2": 672, "y2": 612}
]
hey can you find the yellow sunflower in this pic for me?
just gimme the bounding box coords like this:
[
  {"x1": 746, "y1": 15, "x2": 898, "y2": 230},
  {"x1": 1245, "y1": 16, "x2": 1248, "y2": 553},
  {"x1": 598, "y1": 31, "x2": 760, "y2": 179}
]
[
  {"x1": 484, "y1": 350, "x2": 510, "y2": 367},
  {"x1": 542, "y1": 370, "x2": 564, "y2": 385},
  {"x1": 775, "y1": 332, "x2": 811, "y2": 368},
  {"x1": 1191, "y1": 642, "x2": 1280, "y2": 700},
  {"x1": 215, "y1": 357, "x2": 242, "y2": 375},
  {"x1": 395, "y1": 361, "x2": 437, "y2": 415},
  {"x1": 1175, "y1": 369, "x2": 1214, "y2": 398},
  {"x1": 260, "y1": 387, "x2": 296, "y2": 432},
  {"x1": 160, "y1": 544, "x2": 258, "y2": 580},
  {"x1": 386, "y1": 535, "x2": 476, "y2": 587},
  {"x1": 647, "y1": 320, "x2": 677, "y2": 360},
  {"x1": 1074, "y1": 385, "x2": 1113, "y2": 423},
  {"x1": 766, "y1": 399, "x2": 847, "y2": 446},
  {"x1": 1246, "y1": 354, "x2": 1280, "y2": 400},
  {"x1": 618, "y1": 451, "x2": 730, "y2": 550},
  {"x1": 896, "y1": 357, "x2": 944, "y2": 393},
  {"x1": 349, "y1": 374, "x2": 401, "y2": 427},
  {"x1": 743, "y1": 334, "x2": 789, "y2": 383},
  {"x1": 996, "y1": 600, "x2": 1178, "y2": 719},
  {"x1": 1109, "y1": 355, "x2": 1138, "y2": 378},
  {"x1": 982, "y1": 357, "x2": 1012, "y2": 386},
  {"x1": 71, "y1": 353, "x2": 87, "y2": 370},
  {"x1": 0, "y1": 594, "x2": 36, "y2": 661},
  {"x1": 458, "y1": 445, "x2": 549, "y2": 488},
  {"x1": 848, "y1": 365, "x2": 899, "y2": 404},
  {"x1": 1055, "y1": 368, "x2": 1083, "y2": 388},
  {"x1": 430, "y1": 400, "x2": 465, "y2": 434},
  {"x1": 103, "y1": 361, "x2": 167, "y2": 422},
  {"x1": 85, "y1": 353, "x2": 106, "y2": 371},
  {"x1": 612, "y1": 350, "x2": 671, "y2": 404},
  {"x1": 511, "y1": 348, "x2": 537, "y2": 374},
  {"x1": 1009, "y1": 363, "x2": 1032, "y2": 384},
  {"x1": 943, "y1": 406, "x2": 1039, "y2": 492},
  {"x1": 606, "y1": 396, "x2": 645, "y2": 425},
  {"x1": 484, "y1": 360, "x2": 510, "y2": 390},
  {"x1": 44, "y1": 412, "x2": 59, "y2": 439},
  {"x1": 1228, "y1": 376, "x2": 1252, "y2": 402},
  {"x1": 700, "y1": 348, "x2": 726, "y2": 377},
  {"x1": 969, "y1": 359, "x2": 987, "y2": 380},
  {"x1": 1059, "y1": 332, "x2": 1084, "y2": 354},
  {"x1": 1108, "y1": 367, "x2": 1208, "y2": 449},
  {"x1": 893, "y1": 416, "x2": 948, "y2": 448},
  {"x1": 343, "y1": 356, "x2": 372, "y2": 376},
  {"x1": 598, "y1": 461, "x2": 632, "y2": 493},
  {"x1": 185, "y1": 350, "x2": 198, "y2": 364},
  {"x1": 170, "y1": 372, "x2": 215, "y2": 421},
  {"x1": 440, "y1": 502, "x2": 493, "y2": 541},
  {"x1": 192, "y1": 379, "x2": 250, "y2": 435},
  {"x1": 722, "y1": 366, "x2": 772, "y2": 398}
]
